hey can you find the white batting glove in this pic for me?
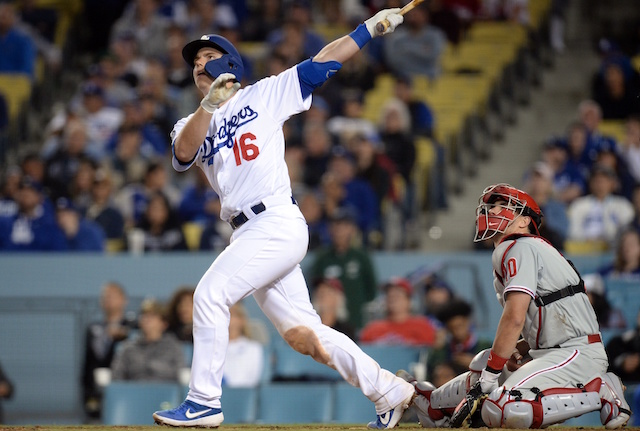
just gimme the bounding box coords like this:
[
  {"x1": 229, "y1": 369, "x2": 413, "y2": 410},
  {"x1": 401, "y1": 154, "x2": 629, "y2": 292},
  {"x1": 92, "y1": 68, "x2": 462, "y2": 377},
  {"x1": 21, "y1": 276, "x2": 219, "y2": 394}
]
[
  {"x1": 200, "y1": 73, "x2": 241, "y2": 114},
  {"x1": 364, "y1": 8, "x2": 404, "y2": 37},
  {"x1": 478, "y1": 367, "x2": 501, "y2": 394}
]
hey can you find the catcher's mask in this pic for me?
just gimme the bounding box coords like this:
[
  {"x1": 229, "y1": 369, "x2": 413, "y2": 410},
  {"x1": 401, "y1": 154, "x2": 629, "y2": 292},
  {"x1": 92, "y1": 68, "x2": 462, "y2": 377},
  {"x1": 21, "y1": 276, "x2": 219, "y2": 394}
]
[
  {"x1": 474, "y1": 183, "x2": 543, "y2": 242},
  {"x1": 182, "y1": 34, "x2": 244, "y2": 82}
]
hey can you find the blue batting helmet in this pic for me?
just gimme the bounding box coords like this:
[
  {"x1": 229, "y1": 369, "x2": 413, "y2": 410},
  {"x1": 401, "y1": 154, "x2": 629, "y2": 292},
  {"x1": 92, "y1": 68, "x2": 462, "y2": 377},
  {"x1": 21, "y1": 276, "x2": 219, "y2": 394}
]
[{"x1": 182, "y1": 34, "x2": 244, "y2": 82}]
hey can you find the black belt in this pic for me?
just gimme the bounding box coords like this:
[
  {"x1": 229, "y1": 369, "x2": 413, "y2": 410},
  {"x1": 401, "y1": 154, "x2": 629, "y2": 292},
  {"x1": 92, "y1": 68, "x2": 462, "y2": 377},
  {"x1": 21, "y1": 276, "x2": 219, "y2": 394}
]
[{"x1": 229, "y1": 197, "x2": 296, "y2": 230}]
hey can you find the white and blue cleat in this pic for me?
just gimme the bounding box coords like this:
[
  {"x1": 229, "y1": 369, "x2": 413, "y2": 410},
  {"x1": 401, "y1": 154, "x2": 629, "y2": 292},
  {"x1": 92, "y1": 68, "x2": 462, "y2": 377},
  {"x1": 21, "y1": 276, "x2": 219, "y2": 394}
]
[
  {"x1": 367, "y1": 392, "x2": 415, "y2": 429},
  {"x1": 153, "y1": 399, "x2": 224, "y2": 428}
]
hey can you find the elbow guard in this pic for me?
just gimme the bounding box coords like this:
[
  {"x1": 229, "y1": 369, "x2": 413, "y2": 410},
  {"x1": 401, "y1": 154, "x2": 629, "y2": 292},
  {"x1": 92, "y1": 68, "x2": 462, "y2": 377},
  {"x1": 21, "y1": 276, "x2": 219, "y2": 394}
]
[{"x1": 297, "y1": 58, "x2": 342, "y2": 99}]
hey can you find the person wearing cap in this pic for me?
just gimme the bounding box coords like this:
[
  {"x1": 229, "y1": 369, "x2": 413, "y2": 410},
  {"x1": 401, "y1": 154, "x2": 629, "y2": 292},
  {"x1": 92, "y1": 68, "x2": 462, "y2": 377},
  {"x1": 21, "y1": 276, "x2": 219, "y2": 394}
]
[
  {"x1": 0, "y1": 176, "x2": 66, "y2": 251},
  {"x1": 85, "y1": 169, "x2": 125, "y2": 241},
  {"x1": 55, "y1": 197, "x2": 105, "y2": 251},
  {"x1": 428, "y1": 299, "x2": 492, "y2": 375},
  {"x1": 566, "y1": 163, "x2": 634, "y2": 248},
  {"x1": 308, "y1": 206, "x2": 377, "y2": 330},
  {"x1": 155, "y1": 8, "x2": 417, "y2": 429},
  {"x1": 541, "y1": 135, "x2": 586, "y2": 204},
  {"x1": 311, "y1": 277, "x2": 356, "y2": 341},
  {"x1": 359, "y1": 277, "x2": 438, "y2": 346},
  {"x1": 111, "y1": 298, "x2": 185, "y2": 382}
]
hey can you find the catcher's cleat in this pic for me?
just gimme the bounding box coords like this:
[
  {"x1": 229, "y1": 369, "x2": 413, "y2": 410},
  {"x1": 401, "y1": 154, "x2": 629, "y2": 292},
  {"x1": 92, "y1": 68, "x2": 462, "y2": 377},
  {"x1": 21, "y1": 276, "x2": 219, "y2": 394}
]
[
  {"x1": 450, "y1": 383, "x2": 487, "y2": 428},
  {"x1": 153, "y1": 399, "x2": 223, "y2": 428},
  {"x1": 367, "y1": 390, "x2": 415, "y2": 429}
]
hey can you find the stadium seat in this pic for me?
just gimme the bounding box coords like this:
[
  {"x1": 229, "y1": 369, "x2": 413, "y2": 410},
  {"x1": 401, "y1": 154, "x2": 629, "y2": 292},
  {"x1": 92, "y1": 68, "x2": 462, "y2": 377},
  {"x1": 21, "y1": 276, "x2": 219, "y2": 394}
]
[
  {"x1": 101, "y1": 381, "x2": 182, "y2": 425},
  {"x1": 256, "y1": 382, "x2": 334, "y2": 423},
  {"x1": 605, "y1": 279, "x2": 639, "y2": 327},
  {"x1": 333, "y1": 382, "x2": 375, "y2": 423},
  {"x1": 359, "y1": 344, "x2": 426, "y2": 374},
  {"x1": 0, "y1": 73, "x2": 32, "y2": 123},
  {"x1": 182, "y1": 222, "x2": 204, "y2": 251},
  {"x1": 272, "y1": 338, "x2": 341, "y2": 381},
  {"x1": 220, "y1": 387, "x2": 259, "y2": 424}
]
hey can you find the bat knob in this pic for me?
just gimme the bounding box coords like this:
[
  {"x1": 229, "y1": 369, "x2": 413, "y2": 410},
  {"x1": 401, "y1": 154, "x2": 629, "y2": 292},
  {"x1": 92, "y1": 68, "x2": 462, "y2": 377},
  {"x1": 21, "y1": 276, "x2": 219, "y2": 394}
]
[{"x1": 375, "y1": 20, "x2": 389, "y2": 35}]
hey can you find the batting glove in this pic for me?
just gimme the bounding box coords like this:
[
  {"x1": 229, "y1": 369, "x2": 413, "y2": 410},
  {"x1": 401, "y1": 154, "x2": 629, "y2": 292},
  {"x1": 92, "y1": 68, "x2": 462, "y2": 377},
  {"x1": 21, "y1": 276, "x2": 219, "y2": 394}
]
[
  {"x1": 364, "y1": 8, "x2": 404, "y2": 37},
  {"x1": 200, "y1": 72, "x2": 240, "y2": 114}
]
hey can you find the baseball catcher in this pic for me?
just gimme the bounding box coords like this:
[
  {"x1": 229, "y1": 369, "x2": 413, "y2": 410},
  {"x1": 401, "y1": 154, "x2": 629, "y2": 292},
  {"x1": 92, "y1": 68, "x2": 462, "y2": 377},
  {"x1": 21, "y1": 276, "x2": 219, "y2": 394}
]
[{"x1": 400, "y1": 183, "x2": 631, "y2": 429}]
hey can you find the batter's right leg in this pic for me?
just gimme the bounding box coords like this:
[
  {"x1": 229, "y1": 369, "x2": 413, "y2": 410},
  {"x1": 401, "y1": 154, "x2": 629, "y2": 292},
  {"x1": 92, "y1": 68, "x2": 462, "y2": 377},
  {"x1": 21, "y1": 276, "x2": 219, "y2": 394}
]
[{"x1": 254, "y1": 267, "x2": 415, "y2": 429}]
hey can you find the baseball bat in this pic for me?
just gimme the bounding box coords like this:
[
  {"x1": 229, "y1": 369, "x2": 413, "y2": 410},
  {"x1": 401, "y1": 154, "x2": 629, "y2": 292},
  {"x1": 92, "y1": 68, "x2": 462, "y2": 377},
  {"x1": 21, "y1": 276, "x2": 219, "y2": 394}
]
[{"x1": 375, "y1": 0, "x2": 426, "y2": 35}]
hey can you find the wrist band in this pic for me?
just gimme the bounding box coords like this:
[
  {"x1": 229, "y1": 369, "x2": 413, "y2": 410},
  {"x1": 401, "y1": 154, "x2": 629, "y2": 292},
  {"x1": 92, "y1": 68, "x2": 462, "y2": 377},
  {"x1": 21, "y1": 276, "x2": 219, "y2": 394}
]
[
  {"x1": 487, "y1": 349, "x2": 508, "y2": 371},
  {"x1": 349, "y1": 24, "x2": 372, "y2": 49}
]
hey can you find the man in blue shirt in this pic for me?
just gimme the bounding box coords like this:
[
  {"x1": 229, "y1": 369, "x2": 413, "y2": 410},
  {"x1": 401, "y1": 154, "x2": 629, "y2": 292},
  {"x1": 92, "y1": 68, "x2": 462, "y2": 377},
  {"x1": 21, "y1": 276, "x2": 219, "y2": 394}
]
[{"x1": 0, "y1": 2, "x2": 36, "y2": 77}]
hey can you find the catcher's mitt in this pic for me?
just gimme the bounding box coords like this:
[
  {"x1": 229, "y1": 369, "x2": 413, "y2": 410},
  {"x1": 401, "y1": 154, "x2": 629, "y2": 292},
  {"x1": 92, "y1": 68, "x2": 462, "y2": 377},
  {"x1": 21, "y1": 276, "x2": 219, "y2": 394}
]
[{"x1": 450, "y1": 381, "x2": 488, "y2": 428}]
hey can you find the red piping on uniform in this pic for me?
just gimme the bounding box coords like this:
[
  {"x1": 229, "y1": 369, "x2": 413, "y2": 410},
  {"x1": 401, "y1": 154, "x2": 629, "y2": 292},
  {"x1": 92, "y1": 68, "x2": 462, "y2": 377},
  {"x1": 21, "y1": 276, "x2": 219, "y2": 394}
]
[{"x1": 513, "y1": 350, "x2": 579, "y2": 388}]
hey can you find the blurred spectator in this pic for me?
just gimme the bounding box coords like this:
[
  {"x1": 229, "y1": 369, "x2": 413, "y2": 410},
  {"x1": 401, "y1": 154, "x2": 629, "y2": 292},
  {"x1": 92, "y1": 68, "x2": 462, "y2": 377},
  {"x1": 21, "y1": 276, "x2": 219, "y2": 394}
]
[
  {"x1": 582, "y1": 273, "x2": 627, "y2": 330},
  {"x1": 566, "y1": 164, "x2": 635, "y2": 248},
  {"x1": 302, "y1": 121, "x2": 333, "y2": 189},
  {"x1": 241, "y1": 0, "x2": 283, "y2": 42},
  {"x1": 327, "y1": 91, "x2": 378, "y2": 147},
  {"x1": 105, "y1": 31, "x2": 146, "y2": 88},
  {"x1": 75, "y1": 82, "x2": 125, "y2": 159},
  {"x1": 578, "y1": 100, "x2": 618, "y2": 165},
  {"x1": 138, "y1": 59, "x2": 179, "y2": 139},
  {"x1": 0, "y1": 359, "x2": 14, "y2": 424},
  {"x1": 428, "y1": 299, "x2": 492, "y2": 374},
  {"x1": 592, "y1": 56, "x2": 640, "y2": 120},
  {"x1": 523, "y1": 161, "x2": 569, "y2": 249},
  {"x1": 107, "y1": 124, "x2": 153, "y2": 187},
  {"x1": 481, "y1": 0, "x2": 529, "y2": 24},
  {"x1": 215, "y1": 13, "x2": 254, "y2": 85},
  {"x1": 55, "y1": 197, "x2": 105, "y2": 252},
  {"x1": 351, "y1": 133, "x2": 395, "y2": 209},
  {"x1": 111, "y1": 298, "x2": 185, "y2": 381},
  {"x1": 19, "y1": 152, "x2": 45, "y2": 188},
  {"x1": 593, "y1": 140, "x2": 636, "y2": 200},
  {"x1": 88, "y1": 55, "x2": 136, "y2": 109},
  {"x1": 383, "y1": 4, "x2": 446, "y2": 80},
  {"x1": 298, "y1": 191, "x2": 330, "y2": 251},
  {"x1": 605, "y1": 308, "x2": 640, "y2": 382},
  {"x1": 620, "y1": 115, "x2": 640, "y2": 185},
  {"x1": 429, "y1": 0, "x2": 463, "y2": 45},
  {"x1": 420, "y1": 275, "x2": 456, "y2": 321},
  {"x1": 18, "y1": 0, "x2": 57, "y2": 43},
  {"x1": 133, "y1": 190, "x2": 187, "y2": 252},
  {"x1": 0, "y1": 2, "x2": 36, "y2": 77},
  {"x1": 114, "y1": 161, "x2": 181, "y2": 228},
  {"x1": 167, "y1": 286, "x2": 195, "y2": 343},
  {"x1": 222, "y1": 303, "x2": 264, "y2": 388},
  {"x1": 541, "y1": 136, "x2": 585, "y2": 204},
  {"x1": 82, "y1": 281, "x2": 136, "y2": 419},
  {"x1": 184, "y1": 0, "x2": 236, "y2": 42},
  {"x1": 0, "y1": 176, "x2": 66, "y2": 251},
  {"x1": 69, "y1": 158, "x2": 98, "y2": 213},
  {"x1": 431, "y1": 362, "x2": 466, "y2": 388},
  {"x1": 307, "y1": 207, "x2": 377, "y2": 329},
  {"x1": 549, "y1": 0, "x2": 568, "y2": 53},
  {"x1": 326, "y1": 147, "x2": 381, "y2": 243},
  {"x1": 311, "y1": 277, "x2": 356, "y2": 341},
  {"x1": 632, "y1": 185, "x2": 640, "y2": 232},
  {"x1": 598, "y1": 228, "x2": 640, "y2": 280},
  {"x1": 359, "y1": 277, "x2": 438, "y2": 346},
  {"x1": 178, "y1": 168, "x2": 220, "y2": 224},
  {"x1": 43, "y1": 119, "x2": 93, "y2": 200},
  {"x1": 109, "y1": 0, "x2": 169, "y2": 60},
  {"x1": 394, "y1": 74, "x2": 434, "y2": 138},
  {"x1": 0, "y1": 166, "x2": 20, "y2": 218},
  {"x1": 85, "y1": 169, "x2": 125, "y2": 241},
  {"x1": 266, "y1": 0, "x2": 325, "y2": 60}
]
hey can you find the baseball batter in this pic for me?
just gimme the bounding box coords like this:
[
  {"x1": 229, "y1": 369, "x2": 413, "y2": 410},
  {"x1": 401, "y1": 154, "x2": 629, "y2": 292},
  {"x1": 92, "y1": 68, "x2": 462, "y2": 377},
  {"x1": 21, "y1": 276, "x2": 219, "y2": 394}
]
[
  {"x1": 401, "y1": 183, "x2": 631, "y2": 429},
  {"x1": 153, "y1": 8, "x2": 415, "y2": 430}
]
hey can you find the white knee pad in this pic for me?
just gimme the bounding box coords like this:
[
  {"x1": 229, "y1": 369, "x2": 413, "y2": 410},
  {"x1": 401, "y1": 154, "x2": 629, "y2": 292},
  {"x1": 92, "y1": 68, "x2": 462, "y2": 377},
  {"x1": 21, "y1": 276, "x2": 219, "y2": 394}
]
[
  {"x1": 468, "y1": 348, "x2": 491, "y2": 373},
  {"x1": 481, "y1": 380, "x2": 603, "y2": 428},
  {"x1": 600, "y1": 372, "x2": 631, "y2": 429}
]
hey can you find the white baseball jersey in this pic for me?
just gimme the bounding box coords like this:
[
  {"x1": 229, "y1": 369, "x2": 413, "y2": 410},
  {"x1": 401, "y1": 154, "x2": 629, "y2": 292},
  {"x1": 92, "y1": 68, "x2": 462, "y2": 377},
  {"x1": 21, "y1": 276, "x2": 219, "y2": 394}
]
[
  {"x1": 491, "y1": 234, "x2": 600, "y2": 349},
  {"x1": 171, "y1": 66, "x2": 311, "y2": 222}
]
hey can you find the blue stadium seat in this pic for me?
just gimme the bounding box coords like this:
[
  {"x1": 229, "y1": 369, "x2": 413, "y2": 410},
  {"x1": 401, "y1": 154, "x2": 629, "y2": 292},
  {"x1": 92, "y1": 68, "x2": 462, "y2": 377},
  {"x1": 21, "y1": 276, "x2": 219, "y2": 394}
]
[
  {"x1": 256, "y1": 382, "x2": 333, "y2": 423},
  {"x1": 102, "y1": 381, "x2": 182, "y2": 425},
  {"x1": 333, "y1": 382, "x2": 375, "y2": 423},
  {"x1": 220, "y1": 386, "x2": 259, "y2": 424},
  {"x1": 182, "y1": 343, "x2": 194, "y2": 366},
  {"x1": 272, "y1": 339, "x2": 341, "y2": 381},
  {"x1": 605, "y1": 279, "x2": 639, "y2": 327},
  {"x1": 359, "y1": 344, "x2": 426, "y2": 373}
]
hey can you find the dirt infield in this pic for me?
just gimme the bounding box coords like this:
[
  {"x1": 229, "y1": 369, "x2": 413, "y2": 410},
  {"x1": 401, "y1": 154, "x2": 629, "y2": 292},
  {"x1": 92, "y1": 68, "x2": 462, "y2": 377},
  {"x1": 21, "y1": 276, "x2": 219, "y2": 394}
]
[{"x1": 1, "y1": 425, "x2": 639, "y2": 431}]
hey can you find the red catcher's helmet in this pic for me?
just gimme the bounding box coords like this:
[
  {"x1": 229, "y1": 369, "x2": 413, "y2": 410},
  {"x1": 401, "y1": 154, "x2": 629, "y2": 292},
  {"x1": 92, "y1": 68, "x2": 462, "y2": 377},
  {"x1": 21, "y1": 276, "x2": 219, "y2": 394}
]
[{"x1": 474, "y1": 183, "x2": 543, "y2": 242}]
